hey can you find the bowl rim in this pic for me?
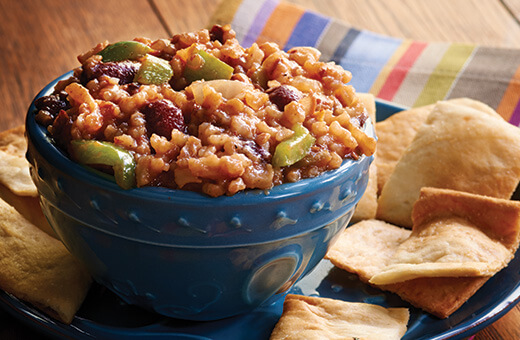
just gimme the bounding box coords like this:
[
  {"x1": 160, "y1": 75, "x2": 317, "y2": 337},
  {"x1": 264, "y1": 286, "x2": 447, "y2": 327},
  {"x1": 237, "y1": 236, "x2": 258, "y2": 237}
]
[{"x1": 26, "y1": 71, "x2": 374, "y2": 206}]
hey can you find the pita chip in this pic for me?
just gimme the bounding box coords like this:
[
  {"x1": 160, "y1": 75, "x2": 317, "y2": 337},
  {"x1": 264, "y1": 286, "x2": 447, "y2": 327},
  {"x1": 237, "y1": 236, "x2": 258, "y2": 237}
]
[
  {"x1": 375, "y1": 104, "x2": 431, "y2": 196},
  {"x1": 377, "y1": 101, "x2": 520, "y2": 227},
  {"x1": 327, "y1": 219, "x2": 491, "y2": 318},
  {"x1": 351, "y1": 161, "x2": 378, "y2": 223},
  {"x1": 384, "y1": 276, "x2": 489, "y2": 319},
  {"x1": 371, "y1": 188, "x2": 520, "y2": 285},
  {"x1": 381, "y1": 187, "x2": 520, "y2": 319},
  {"x1": 270, "y1": 294, "x2": 409, "y2": 340},
  {"x1": 446, "y1": 97, "x2": 500, "y2": 118},
  {"x1": 0, "y1": 182, "x2": 55, "y2": 237},
  {"x1": 0, "y1": 197, "x2": 91, "y2": 324},
  {"x1": 0, "y1": 125, "x2": 38, "y2": 197},
  {"x1": 351, "y1": 93, "x2": 378, "y2": 222},
  {"x1": 0, "y1": 125, "x2": 27, "y2": 157},
  {"x1": 327, "y1": 187, "x2": 520, "y2": 318},
  {"x1": 375, "y1": 98, "x2": 502, "y2": 196},
  {"x1": 326, "y1": 219, "x2": 411, "y2": 282},
  {"x1": 0, "y1": 126, "x2": 54, "y2": 236}
]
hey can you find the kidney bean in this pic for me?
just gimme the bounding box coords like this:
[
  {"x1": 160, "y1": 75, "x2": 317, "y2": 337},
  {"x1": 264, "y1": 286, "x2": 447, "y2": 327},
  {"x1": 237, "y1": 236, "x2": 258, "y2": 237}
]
[
  {"x1": 50, "y1": 110, "x2": 73, "y2": 149},
  {"x1": 34, "y1": 91, "x2": 70, "y2": 125},
  {"x1": 142, "y1": 100, "x2": 186, "y2": 137},
  {"x1": 209, "y1": 25, "x2": 226, "y2": 44},
  {"x1": 87, "y1": 61, "x2": 138, "y2": 85},
  {"x1": 268, "y1": 85, "x2": 302, "y2": 111}
]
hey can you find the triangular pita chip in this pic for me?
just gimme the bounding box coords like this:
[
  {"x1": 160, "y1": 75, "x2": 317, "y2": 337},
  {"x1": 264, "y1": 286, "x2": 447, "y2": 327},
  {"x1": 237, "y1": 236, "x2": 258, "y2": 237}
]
[
  {"x1": 375, "y1": 104, "x2": 431, "y2": 196},
  {"x1": 383, "y1": 276, "x2": 489, "y2": 319},
  {"x1": 326, "y1": 219, "x2": 411, "y2": 282},
  {"x1": 327, "y1": 219, "x2": 492, "y2": 318},
  {"x1": 0, "y1": 125, "x2": 27, "y2": 157},
  {"x1": 0, "y1": 197, "x2": 91, "y2": 323},
  {"x1": 369, "y1": 215, "x2": 513, "y2": 284},
  {"x1": 377, "y1": 101, "x2": 520, "y2": 227},
  {"x1": 375, "y1": 98, "x2": 502, "y2": 196},
  {"x1": 327, "y1": 187, "x2": 520, "y2": 318},
  {"x1": 269, "y1": 294, "x2": 409, "y2": 340},
  {"x1": 0, "y1": 125, "x2": 38, "y2": 197},
  {"x1": 0, "y1": 182, "x2": 55, "y2": 237},
  {"x1": 371, "y1": 186, "x2": 520, "y2": 284},
  {"x1": 0, "y1": 126, "x2": 54, "y2": 236}
]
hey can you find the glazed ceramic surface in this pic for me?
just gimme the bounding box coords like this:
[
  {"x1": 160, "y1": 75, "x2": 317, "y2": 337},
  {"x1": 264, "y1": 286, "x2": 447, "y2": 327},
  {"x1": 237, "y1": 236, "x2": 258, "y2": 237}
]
[{"x1": 25, "y1": 72, "x2": 373, "y2": 321}]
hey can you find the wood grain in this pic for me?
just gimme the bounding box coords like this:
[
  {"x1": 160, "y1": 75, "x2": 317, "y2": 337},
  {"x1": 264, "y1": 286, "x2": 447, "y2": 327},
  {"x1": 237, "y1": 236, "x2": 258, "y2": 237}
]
[
  {"x1": 152, "y1": 0, "x2": 220, "y2": 34},
  {"x1": 0, "y1": 0, "x2": 167, "y2": 129},
  {"x1": 503, "y1": 0, "x2": 520, "y2": 22}
]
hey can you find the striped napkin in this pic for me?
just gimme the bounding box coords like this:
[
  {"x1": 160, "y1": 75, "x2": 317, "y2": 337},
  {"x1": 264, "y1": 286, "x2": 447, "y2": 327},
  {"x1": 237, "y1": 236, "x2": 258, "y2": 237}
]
[{"x1": 210, "y1": 0, "x2": 520, "y2": 126}]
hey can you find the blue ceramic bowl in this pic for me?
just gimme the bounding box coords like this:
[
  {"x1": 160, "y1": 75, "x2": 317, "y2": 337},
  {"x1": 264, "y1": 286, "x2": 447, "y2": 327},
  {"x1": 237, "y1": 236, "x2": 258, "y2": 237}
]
[{"x1": 25, "y1": 73, "x2": 374, "y2": 321}]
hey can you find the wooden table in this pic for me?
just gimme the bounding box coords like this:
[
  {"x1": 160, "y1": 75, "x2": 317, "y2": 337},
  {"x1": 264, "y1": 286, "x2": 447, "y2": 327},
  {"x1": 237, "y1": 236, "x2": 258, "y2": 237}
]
[{"x1": 1, "y1": 0, "x2": 519, "y2": 339}]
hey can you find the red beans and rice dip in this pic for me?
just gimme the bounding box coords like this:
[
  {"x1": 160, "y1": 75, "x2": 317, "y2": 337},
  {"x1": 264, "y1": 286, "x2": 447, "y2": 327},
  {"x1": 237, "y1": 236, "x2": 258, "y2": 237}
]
[{"x1": 35, "y1": 25, "x2": 376, "y2": 197}]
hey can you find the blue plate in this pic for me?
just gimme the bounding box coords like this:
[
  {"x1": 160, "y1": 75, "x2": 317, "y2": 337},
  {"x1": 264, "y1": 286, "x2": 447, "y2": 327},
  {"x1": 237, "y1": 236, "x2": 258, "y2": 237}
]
[{"x1": 1, "y1": 99, "x2": 519, "y2": 339}]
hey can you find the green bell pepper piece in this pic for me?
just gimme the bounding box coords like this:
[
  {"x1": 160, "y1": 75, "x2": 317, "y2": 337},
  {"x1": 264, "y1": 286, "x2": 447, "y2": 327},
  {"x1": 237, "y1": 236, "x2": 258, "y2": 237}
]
[
  {"x1": 272, "y1": 123, "x2": 316, "y2": 167},
  {"x1": 184, "y1": 50, "x2": 234, "y2": 84},
  {"x1": 134, "y1": 54, "x2": 174, "y2": 85},
  {"x1": 98, "y1": 41, "x2": 153, "y2": 62},
  {"x1": 70, "y1": 140, "x2": 136, "y2": 189},
  {"x1": 251, "y1": 67, "x2": 268, "y2": 90}
]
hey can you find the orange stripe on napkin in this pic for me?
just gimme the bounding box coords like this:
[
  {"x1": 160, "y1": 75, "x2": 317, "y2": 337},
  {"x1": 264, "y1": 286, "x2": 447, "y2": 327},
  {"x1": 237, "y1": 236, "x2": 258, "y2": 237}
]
[
  {"x1": 256, "y1": 2, "x2": 305, "y2": 47},
  {"x1": 377, "y1": 41, "x2": 427, "y2": 101},
  {"x1": 370, "y1": 40, "x2": 412, "y2": 96},
  {"x1": 496, "y1": 65, "x2": 520, "y2": 121}
]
